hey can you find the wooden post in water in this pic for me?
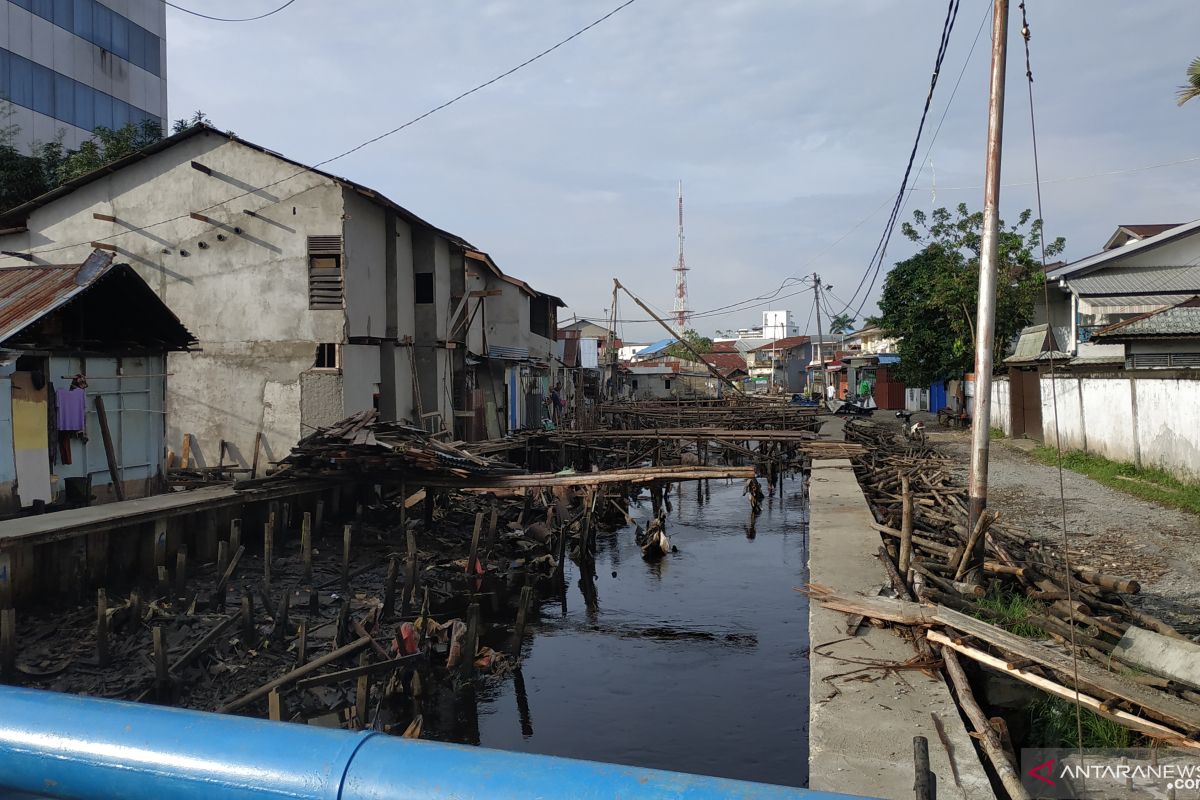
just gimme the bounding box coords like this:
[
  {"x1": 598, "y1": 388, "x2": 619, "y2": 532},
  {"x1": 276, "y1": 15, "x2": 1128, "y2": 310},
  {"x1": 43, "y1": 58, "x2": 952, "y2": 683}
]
[
  {"x1": 241, "y1": 594, "x2": 255, "y2": 646},
  {"x1": 268, "y1": 688, "x2": 283, "y2": 722},
  {"x1": 511, "y1": 585, "x2": 533, "y2": 658},
  {"x1": 466, "y1": 512, "x2": 484, "y2": 576},
  {"x1": 153, "y1": 627, "x2": 169, "y2": 702},
  {"x1": 96, "y1": 589, "x2": 109, "y2": 668},
  {"x1": 355, "y1": 651, "x2": 370, "y2": 729},
  {"x1": 341, "y1": 524, "x2": 352, "y2": 588},
  {"x1": 174, "y1": 545, "x2": 188, "y2": 598},
  {"x1": 382, "y1": 557, "x2": 398, "y2": 621},
  {"x1": 462, "y1": 603, "x2": 480, "y2": 677},
  {"x1": 297, "y1": 622, "x2": 308, "y2": 665},
  {"x1": 215, "y1": 541, "x2": 229, "y2": 610},
  {"x1": 0, "y1": 608, "x2": 15, "y2": 682},
  {"x1": 263, "y1": 523, "x2": 272, "y2": 590},
  {"x1": 301, "y1": 512, "x2": 313, "y2": 582}
]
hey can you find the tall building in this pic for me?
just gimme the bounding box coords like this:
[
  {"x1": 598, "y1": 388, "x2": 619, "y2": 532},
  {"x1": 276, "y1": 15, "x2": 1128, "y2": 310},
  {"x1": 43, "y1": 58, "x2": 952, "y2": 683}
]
[{"x1": 1, "y1": 0, "x2": 166, "y2": 152}]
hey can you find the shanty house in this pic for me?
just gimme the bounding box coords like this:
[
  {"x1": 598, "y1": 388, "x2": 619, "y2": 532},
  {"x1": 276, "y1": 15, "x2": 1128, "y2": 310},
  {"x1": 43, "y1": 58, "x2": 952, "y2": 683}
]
[
  {"x1": 0, "y1": 124, "x2": 558, "y2": 470},
  {"x1": 0, "y1": 250, "x2": 195, "y2": 510}
]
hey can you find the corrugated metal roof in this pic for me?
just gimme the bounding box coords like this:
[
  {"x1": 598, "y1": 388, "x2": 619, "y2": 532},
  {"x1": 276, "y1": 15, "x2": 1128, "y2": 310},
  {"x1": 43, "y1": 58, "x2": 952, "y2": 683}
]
[
  {"x1": 0, "y1": 250, "x2": 115, "y2": 343},
  {"x1": 1069, "y1": 264, "x2": 1200, "y2": 297},
  {"x1": 1003, "y1": 323, "x2": 1066, "y2": 364},
  {"x1": 1093, "y1": 297, "x2": 1200, "y2": 339}
]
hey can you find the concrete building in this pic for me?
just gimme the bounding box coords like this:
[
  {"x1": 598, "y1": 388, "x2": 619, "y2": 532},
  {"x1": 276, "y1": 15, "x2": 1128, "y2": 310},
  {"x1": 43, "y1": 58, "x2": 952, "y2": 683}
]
[
  {"x1": 1, "y1": 0, "x2": 168, "y2": 151},
  {"x1": 1044, "y1": 220, "x2": 1200, "y2": 361},
  {"x1": 0, "y1": 249, "x2": 194, "y2": 510},
  {"x1": 0, "y1": 124, "x2": 559, "y2": 471}
]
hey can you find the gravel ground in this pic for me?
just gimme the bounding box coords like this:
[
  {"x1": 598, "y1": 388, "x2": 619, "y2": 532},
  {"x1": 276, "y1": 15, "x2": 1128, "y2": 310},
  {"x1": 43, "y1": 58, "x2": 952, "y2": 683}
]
[{"x1": 885, "y1": 412, "x2": 1200, "y2": 632}]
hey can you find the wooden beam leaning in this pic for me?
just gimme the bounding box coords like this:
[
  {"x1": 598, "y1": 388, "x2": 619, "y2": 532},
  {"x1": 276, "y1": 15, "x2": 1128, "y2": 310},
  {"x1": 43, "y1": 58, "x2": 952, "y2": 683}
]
[{"x1": 217, "y1": 635, "x2": 372, "y2": 713}]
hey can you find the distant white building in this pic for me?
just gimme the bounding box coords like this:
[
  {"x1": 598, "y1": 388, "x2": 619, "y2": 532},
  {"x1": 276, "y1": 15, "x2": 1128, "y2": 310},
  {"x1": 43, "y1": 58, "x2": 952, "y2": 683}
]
[{"x1": 723, "y1": 310, "x2": 799, "y2": 342}]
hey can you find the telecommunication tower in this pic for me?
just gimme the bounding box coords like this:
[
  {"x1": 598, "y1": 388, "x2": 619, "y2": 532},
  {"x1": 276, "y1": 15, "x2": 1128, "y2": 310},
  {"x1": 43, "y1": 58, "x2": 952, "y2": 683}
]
[{"x1": 673, "y1": 181, "x2": 690, "y2": 329}]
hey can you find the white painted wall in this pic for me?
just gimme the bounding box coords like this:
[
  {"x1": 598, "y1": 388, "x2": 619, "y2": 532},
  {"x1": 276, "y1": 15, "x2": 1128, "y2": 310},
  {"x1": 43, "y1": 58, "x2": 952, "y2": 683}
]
[
  {"x1": 1040, "y1": 375, "x2": 1200, "y2": 480},
  {"x1": 1134, "y1": 379, "x2": 1200, "y2": 478},
  {"x1": 991, "y1": 377, "x2": 1011, "y2": 436}
]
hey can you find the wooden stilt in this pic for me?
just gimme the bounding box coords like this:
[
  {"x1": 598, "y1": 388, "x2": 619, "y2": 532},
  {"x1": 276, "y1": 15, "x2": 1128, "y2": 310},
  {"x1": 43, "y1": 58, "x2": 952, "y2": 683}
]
[
  {"x1": 355, "y1": 651, "x2": 370, "y2": 729},
  {"x1": 511, "y1": 585, "x2": 533, "y2": 657},
  {"x1": 341, "y1": 524, "x2": 352, "y2": 588},
  {"x1": 301, "y1": 512, "x2": 313, "y2": 581},
  {"x1": 466, "y1": 512, "x2": 484, "y2": 575},
  {"x1": 96, "y1": 589, "x2": 109, "y2": 667},
  {"x1": 174, "y1": 545, "x2": 188, "y2": 598},
  {"x1": 0, "y1": 608, "x2": 15, "y2": 682},
  {"x1": 241, "y1": 594, "x2": 255, "y2": 646},
  {"x1": 268, "y1": 688, "x2": 283, "y2": 722},
  {"x1": 229, "y1": 519, "x2": 242, "y2": 555},
  {"x1": 382, "y1": 557, "x2": 398, "y2": 621},
  {"x1": 153, "y1": 627, "x2": 169, "y2": 702},
  {"x1": 263, "y1": 523, "x2": 272, "y2": 590},
  {"x1": 297, "y1": 622, "x2": 308, "y2": 665},
  {"x1": 462, "y1": 603, "x2": 480, "y2": 677}
]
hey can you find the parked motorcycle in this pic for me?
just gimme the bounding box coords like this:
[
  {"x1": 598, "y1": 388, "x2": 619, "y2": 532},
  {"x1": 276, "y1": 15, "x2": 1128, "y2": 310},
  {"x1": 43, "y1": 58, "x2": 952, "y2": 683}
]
[{"x1": 895, "y1": 411, "x2": 927, "y2": 446}]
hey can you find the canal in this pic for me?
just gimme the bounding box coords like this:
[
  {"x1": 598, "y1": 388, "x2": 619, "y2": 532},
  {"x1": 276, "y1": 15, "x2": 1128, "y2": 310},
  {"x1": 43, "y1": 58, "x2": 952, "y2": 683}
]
[{"x1": 443, "y1": 473, "x2": 812, "y2": 787}]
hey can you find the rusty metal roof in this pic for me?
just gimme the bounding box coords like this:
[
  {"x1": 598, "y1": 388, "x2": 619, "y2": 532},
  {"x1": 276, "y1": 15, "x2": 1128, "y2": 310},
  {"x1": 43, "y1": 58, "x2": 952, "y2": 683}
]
[{"x1": 0, "y1": 250, "x2": 116, "y2": 343}]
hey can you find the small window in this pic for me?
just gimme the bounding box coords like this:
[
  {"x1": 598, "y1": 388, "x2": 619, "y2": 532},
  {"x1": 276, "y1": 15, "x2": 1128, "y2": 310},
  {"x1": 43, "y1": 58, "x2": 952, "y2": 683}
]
[
  {"x1": 307, "y1": 235, "x2": 343, "y2": 310},
  {"x1": 414, "y1": 273, "x2": 434, "y2": 304},
  {"x1": 314, "y1": 343, "x2": 339, "y2": 369},
  {"x1": 664, "y1": 379, "x2": 672, "y2": 390},
  {"x1": 631, "y1": 379, "x2": 639, "y2": 390}
]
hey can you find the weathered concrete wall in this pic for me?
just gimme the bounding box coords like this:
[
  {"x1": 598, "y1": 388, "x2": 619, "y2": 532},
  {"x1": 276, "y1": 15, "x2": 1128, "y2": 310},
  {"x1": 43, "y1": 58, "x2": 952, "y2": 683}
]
[
  {"x1": 991, "y1": 376, "x2": 1011, "y2": 436},
  {"x1": 1135, "y1": 378, "x2": 1200, "y2": 478},
  {"x1": 299, "y1": 370, "x2": 344, "y2": 433},
  {"x1": 0, "y1": 131, "x2": 346, "y2": 469},
  {"x1": 1041, "y1": 375, "x2": 1200, "y2": 479}
]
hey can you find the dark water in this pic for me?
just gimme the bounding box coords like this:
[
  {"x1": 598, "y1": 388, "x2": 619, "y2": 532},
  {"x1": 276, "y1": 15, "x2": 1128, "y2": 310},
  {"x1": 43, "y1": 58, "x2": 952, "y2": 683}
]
[{"x1": 474, "y1": 475, "x2": 811, "y2": 787}]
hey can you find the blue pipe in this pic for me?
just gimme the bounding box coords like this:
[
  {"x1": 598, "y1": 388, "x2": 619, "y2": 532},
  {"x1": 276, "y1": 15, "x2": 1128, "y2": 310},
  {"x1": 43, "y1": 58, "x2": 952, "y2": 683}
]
[{"x1": 0, "y1": 686, "x2": 860, "y2": 800}]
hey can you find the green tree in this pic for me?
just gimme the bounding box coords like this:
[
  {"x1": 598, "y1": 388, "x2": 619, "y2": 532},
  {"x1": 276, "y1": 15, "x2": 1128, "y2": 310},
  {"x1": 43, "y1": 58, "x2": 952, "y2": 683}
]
[
  {"x1": 829, "y1": 313, "x2": 856, "y2": 334},
  {"x1": 172, "y1": 109, "x2": 213, "y2": 133},
  {"x1": 1178, "y1": 57, "x2": 1200, "y2": 106},
  {"x1": 0, "y1": 101, "x2": 166, "y2": 212},
  {"x1": 663, "y1": 328, "x2": 714, "y2": 361},
  {"x1": 877, "y1": 204, "x2": 1064, "y2": 387}
]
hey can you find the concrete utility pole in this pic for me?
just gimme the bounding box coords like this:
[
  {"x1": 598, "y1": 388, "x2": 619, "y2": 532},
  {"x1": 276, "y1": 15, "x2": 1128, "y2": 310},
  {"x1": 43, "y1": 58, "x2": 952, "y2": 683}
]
[
  {"x1": 812, "y1": 273, "x2": 827, "y2": 401},
  {"x1": 966, "y1": 0, "x2": 1010, "y2": 578}
]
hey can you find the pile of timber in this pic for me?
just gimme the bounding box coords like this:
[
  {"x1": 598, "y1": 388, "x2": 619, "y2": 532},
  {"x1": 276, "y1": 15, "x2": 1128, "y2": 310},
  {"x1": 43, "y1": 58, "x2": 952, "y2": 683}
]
[
  {"x1": 829, "y1": 418, "x2": 1200, "y2": 765},
  {"x1": 264, "y1": 411, "x2": 526, "y2": 482}
]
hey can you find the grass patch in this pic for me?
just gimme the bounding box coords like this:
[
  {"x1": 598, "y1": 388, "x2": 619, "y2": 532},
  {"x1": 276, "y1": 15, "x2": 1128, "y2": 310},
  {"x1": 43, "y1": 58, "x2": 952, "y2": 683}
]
[
  {"x1": 1029, "y1": 697, "x2": 1139, "y2": 748},
  {"x1": 1031, "y1": 447, "x2": 1200, "y2": 515},
  {"x1": 989, "y1": 427, "x2": 1006, "y2": 440},
  {"x1": 973, "y1": 585, "x2": 1045, "y2": 639}
]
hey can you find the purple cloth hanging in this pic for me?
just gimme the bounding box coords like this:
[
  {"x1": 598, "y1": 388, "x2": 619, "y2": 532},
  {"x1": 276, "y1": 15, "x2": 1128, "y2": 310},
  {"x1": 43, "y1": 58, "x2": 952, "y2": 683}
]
[{"x1": 56, "y1": 388, "x2": 87, "y2": 432}]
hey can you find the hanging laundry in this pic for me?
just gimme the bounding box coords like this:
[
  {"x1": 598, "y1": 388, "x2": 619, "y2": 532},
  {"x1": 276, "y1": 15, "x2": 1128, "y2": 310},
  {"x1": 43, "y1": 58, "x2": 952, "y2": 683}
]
[{"x1": 57, "y1": 387, "x2": 87, "y2": 432}]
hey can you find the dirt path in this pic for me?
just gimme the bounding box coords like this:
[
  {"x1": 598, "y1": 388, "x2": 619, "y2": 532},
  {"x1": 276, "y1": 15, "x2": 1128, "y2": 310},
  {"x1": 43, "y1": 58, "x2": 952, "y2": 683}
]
[{"x1": 892, "y1": 414, "x2": 1200, "y2": 631}]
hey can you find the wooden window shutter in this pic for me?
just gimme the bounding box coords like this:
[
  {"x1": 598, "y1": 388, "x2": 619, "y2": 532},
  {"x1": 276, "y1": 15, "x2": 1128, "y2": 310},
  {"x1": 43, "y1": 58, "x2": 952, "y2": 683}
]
[{"x1": 308, "y1": 235, "x2": 343, "y2": 309}]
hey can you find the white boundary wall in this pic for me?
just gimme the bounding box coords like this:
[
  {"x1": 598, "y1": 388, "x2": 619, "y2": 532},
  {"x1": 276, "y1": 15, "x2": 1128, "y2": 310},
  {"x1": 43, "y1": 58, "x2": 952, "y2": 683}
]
[
  {"x1": 990, "y1": 377, "x2": 1011, "y2": 436},
  {"x1": 1040, "y1": 375, "x2": 1200, "y2": 480}
]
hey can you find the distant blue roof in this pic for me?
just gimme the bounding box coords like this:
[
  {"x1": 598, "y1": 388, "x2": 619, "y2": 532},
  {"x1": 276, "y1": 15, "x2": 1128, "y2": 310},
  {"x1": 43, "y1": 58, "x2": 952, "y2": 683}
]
[{"x1": 635, "y1": 338, "x2": 676, "y2": 357}]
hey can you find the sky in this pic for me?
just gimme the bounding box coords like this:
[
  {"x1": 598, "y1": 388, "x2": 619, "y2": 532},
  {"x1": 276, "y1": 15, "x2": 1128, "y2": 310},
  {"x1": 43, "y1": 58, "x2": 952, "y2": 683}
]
[{"x1": 168, "y1": 0, "x2": 1200, "y2": 343}]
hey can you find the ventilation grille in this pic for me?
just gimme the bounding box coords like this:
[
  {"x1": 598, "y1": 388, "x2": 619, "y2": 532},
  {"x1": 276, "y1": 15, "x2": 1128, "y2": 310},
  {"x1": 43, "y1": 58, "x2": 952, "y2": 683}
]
[
  {"x1": 1170, "y1": 353, "x2": 1200, "y2": 368},
  {"x1": 309, "y1": 250, "x2": 342, "y2": 309},
  {"x1": 307, "y1": 235, "x2": 343, "y2": 256}
]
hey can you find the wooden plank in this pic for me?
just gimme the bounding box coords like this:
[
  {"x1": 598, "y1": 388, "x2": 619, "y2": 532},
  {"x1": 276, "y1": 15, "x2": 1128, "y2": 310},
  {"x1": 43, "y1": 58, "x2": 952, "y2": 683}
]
[
  {"x1": 94, "y1": 397, "x2": 125, "y2": 501},
  {"x1": 929, "y1": 631, "x2": 1199, "y2": 748},
  {"x1": 0, "y1": 480, "x2": 330, "y2": 551},
  {"x1": 293, "y1": 653, "x2": 418, "y2": 690},
  {"x1": 935, "y1": 606, "x2": 1200, "y2": 733}
]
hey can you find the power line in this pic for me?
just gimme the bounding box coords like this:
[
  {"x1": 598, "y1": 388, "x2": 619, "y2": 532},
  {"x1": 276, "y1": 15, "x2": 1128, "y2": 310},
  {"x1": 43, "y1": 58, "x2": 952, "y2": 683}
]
[
  {"x1": 2, "y1": 0, "x2": 641, "y2": 264},
  {"x1": 828, "y1": 0, "x2": 965, "y2": 321},
  {"x1": 163, "y1": 0, "x2": 299, "y2": 22}
]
